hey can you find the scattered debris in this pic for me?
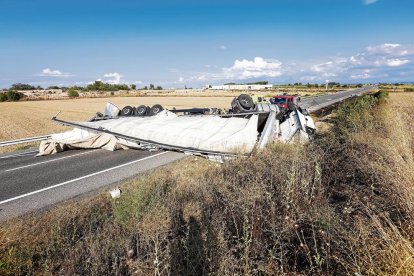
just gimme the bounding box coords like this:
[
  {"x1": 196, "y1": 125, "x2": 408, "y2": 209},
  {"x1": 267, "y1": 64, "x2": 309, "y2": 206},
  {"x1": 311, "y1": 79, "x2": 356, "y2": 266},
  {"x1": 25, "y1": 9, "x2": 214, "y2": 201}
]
[{"x1": 109, "y1": 188, "x2": 121, "y2": 199}]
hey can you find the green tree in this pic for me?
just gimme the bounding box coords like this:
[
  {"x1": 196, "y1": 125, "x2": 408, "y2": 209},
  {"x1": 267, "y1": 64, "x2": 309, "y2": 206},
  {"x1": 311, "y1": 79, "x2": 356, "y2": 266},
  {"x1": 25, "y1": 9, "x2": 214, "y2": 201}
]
[
  {"x1": 246, "y1": 81, "x2": 268, "y2": 85},
  {"x1": 48, "y1": 86, "x2": 61, "y2": 89},
  {"x1": 67, "y1": 88, "x2": 79, "y2": 98},
  {"x1": 149, "y1": 84, "x2": 155, "y2": 90},
  {"x1": 85, "y1": 81, "x2": 128, "y2": 91},
  {"x1": 130, "y1": 84, "x2": 136, "y2": 90},
  {"x1": 10, "y1": 83, "x2": 36, "y2": 90}
]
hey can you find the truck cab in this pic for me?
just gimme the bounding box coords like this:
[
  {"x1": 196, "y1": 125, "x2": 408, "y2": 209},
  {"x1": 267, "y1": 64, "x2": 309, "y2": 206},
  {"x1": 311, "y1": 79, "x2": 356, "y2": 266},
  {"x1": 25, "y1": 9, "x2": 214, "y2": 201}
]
[{"x1": 270, "y1": 95, "x2": 300, "y2": 110}]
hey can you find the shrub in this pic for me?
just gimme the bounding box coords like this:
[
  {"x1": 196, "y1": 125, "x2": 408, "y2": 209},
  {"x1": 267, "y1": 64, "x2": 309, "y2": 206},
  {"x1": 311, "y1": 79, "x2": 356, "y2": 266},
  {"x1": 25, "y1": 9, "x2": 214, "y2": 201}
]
[
  {"x1": 6, "y1": 90, "x2": 22, "y2": 101},
  {"x1": 67, "y1": 88, "x2": 79, "y2": 98},
  {"x1": 0, "y1": 93, "x2": 7, "y2": 102}
]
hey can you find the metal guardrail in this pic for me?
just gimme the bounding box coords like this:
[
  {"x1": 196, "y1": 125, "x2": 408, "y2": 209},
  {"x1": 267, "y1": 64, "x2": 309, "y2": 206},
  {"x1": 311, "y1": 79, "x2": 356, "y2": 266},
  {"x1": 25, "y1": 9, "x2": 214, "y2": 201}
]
[{"x1": 0, "y1": 135, "x2": 51, "y2": 147}]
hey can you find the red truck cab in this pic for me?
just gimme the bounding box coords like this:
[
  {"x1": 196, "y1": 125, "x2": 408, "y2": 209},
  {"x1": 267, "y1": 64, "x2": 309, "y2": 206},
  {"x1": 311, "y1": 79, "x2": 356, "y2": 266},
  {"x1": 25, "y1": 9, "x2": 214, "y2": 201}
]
[{"x1": 270, "y1": 95, "x2": 300, "y2": 110}]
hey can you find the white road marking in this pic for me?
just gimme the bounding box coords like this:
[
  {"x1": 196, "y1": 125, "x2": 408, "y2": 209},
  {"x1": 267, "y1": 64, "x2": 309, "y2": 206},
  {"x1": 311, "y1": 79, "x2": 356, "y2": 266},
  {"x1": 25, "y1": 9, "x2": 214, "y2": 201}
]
[
  {"x1": 0, "y1": 151, "x2": 168, "y2": 205},
  {"x1": 0, "y1": 150, "x2": 39, "y2": 159},
  {"x1": 4, "y1": 150, "x2": 95, "y2": 172}
]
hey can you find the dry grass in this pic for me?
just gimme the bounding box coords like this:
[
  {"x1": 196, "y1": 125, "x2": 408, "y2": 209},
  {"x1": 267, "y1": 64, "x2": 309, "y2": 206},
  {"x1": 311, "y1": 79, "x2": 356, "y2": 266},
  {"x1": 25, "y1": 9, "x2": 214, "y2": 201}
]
[{"x1": 1, "y1": 92, "x2": 414, "y2": 275}]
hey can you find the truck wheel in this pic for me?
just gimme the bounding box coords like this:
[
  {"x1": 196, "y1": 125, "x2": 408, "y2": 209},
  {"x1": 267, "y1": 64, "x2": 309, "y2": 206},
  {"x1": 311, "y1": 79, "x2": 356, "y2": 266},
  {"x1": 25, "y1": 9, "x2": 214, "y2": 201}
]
[
  {"x1": 135, "y1": 105, "x2": 147, "y2": 116},
  {"x1": 238, "y1": 94, "x2": 254, "y2": 109},
  {"x1": 149, "y1": 104, "x2": 164, "y2": 115},
  {"x1": 121, "y1": 106, "x2": 134, "y2": 116}
]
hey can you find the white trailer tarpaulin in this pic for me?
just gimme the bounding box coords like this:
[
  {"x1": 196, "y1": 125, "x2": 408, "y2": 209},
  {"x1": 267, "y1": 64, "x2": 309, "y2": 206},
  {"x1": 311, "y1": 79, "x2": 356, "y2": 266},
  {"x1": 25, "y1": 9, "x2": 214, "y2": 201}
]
[{"x1": 39, "y1": 110, "x2": 258, "y2": 155}]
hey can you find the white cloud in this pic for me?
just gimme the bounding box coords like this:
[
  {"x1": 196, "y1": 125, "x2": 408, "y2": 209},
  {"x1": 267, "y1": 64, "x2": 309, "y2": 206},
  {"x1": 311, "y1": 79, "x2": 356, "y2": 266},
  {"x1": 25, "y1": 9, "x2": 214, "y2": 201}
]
[
  {"x1": 363, "y1": 0, "x2": 379, "y2": 5},
  {"x1": 174, "y1": 42, "x2": 414, "y2": 85},
  {"x1": 350, "y1": 73, "x2": 371, "y2": 79},
  {"x1": 37, "y1": 68, "x2": 71, "y2": 77},
  {"x1": 386, "y1": 59, "x2": 410, "y2": 67},
  {"x1": 178, "y1": 76, "x2": 184, "y2": 83},
  {"x1": 220, "y1": 45, "x2": 227, "y2": 50},
  {"x1": 100, "y1": 72, "x2": 123, "y2": 84},
  {"x1": 223, "y1": 57, "x2": 283, "y2": 79}
]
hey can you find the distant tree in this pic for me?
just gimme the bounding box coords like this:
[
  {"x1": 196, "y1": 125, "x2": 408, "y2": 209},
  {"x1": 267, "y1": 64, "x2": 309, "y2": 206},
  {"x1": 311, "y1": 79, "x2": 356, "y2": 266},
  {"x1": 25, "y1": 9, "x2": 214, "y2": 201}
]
[
  {"x1": 130, "y1": 84, "x2": 136, "y2": 90},
  {"x1": 328, "y1": 82, "x2": 340, "y2": 87},
  {"x1": 246, "y1": 81, "x2": 268, "y2": 85},
  {"x1": 156, "y1": 86, "x2": 163, "y2": 90},
  {"x1": 67, "y1": 88, "x2": 79, "y2": 98},
  {"x1": 142, "y1": 86, "x2": 148, "y2": 90},
  {"x1": 36, "y1": 85, "x2": 43, "y2": 90},
  {"x1": 11, "y1": 83, "x2": 36, "y2": 90},
  {"x1": 0, "y1": 93, "x2": 7, "y2": 102},
  {"x1": 48, "y1": 86, "x2": 61, "y2": 89},
  {"x1": 149, "y1": 84, "x2": 155, "y2": 90},
  {"x1": 85, "y1": 81, "x2": 128, "y2": 91}
]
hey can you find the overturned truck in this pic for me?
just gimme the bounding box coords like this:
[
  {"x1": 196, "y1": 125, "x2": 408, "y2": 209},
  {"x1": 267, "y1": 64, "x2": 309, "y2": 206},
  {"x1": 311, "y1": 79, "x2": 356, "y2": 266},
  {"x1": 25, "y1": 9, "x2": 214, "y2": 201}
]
[{"x1": 39, "y1": 94, "x2": 315, "y2": 159}]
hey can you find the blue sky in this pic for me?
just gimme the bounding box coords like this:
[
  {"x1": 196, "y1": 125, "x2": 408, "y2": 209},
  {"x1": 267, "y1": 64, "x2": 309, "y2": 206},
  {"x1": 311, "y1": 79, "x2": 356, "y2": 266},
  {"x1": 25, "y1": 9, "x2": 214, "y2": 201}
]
[{"x1": 0, "y1": 0, "x2": 413, "y2": 88}]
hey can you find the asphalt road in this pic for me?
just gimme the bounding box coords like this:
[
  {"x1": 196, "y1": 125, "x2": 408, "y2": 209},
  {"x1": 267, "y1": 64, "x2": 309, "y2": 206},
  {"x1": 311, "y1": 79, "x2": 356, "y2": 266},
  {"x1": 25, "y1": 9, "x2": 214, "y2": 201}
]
[
  {"x1": 299, "y1": 86, "x2": 375, "y2": 112},
  {"x1": 0, "y1": 86, "x2": 376, "y2": 222},
  {"x1": 0, "y1": 149, "x2": 184, "y2": 221}
]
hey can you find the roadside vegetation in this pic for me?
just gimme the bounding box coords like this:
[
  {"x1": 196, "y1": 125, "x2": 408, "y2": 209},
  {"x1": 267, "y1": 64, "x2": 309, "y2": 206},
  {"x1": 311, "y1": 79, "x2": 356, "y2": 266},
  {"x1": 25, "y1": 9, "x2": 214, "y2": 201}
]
[
  {"x1": 67, "y1": 88, "x2": 80, "y2": 98},
  {"x1": 1, "y1": 92, "x2": 414, "y2": 274},
  {"x1": 379, "y1": 83, "x2": 414, "y2": 93}
]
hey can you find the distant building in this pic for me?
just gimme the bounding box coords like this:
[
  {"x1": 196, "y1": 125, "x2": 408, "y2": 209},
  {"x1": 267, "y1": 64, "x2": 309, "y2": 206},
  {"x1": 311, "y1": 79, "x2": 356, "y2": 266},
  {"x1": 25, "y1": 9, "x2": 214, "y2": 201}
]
[{"x1": 207, "y1": 84, "x2": 273, "y2": 90}]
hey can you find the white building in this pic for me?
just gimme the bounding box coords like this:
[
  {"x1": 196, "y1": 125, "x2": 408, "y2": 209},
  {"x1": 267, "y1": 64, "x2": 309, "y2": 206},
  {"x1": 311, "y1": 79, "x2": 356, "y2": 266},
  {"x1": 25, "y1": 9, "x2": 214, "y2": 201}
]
[{"x1": 207, "y1": 84, "x2": 273, "y2": 90}]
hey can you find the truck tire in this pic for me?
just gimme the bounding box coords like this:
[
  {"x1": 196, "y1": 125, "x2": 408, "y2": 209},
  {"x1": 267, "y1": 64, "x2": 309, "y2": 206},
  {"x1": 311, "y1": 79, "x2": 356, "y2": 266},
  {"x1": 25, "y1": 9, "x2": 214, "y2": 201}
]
[
  {"x1": 149, "y1": 104, "x2": 164, "y2": 116},
  {"x1": 135, "y1": 105, "x2": 147, "y2": 116},
  {"x1": 238, "y1": 94, "x2": 254, "y2": 109},
  {"x1": 121, "y1": 106, "x2": 134, "y2": 116}
]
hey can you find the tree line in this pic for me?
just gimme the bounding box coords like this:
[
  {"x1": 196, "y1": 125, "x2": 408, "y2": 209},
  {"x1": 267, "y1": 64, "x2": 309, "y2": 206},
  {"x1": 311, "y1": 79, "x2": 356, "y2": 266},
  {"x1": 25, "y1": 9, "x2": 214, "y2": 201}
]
[{"x1": 2, "y1": 82, "x2": 163, "y2": 92}]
